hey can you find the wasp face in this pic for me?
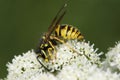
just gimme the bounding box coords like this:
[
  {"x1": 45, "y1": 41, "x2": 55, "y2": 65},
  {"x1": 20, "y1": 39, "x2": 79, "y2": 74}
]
[
  {"x1": 35, "y1": 38, "x2": 47, "y2": 58},
  {"x1": 35, "y1": 36, "x2": 55, "y2": 61}
]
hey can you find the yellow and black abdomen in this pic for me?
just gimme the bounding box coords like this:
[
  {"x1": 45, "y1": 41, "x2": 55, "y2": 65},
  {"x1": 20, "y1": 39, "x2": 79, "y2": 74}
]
[{"x1": 55, "y1": 24, "x2": 84, "y2": 40}]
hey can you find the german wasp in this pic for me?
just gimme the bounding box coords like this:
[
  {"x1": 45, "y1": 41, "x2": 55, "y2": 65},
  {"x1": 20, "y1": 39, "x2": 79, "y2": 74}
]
[{"x1": 35, "y1": 2, "x2": 84, "y2": 71}]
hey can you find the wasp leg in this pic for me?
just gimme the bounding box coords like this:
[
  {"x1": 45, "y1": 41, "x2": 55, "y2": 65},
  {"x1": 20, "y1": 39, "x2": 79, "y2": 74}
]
[
  {"x1": 52, "y1": 36, "x2": 91, "y2": 60},
  {"x1": 47, "y1": 47, "x2": 54, "y2": 59},
  {"x1": 47, "y1": 47, "x2": 56, "y2": 65},
  {"x1": 41, "y1": 50, "x2": 49, "y2": 62},
  {"x1": 50, "y1": 36, "x2": 65, "y2": 43},
  {"x1": 48, "y1": 41, "x2": 57, "y2": 59},
  {"x1": 50, "y1": 36, "x2": 81, "y2": 55},
  {"x1": 36, "y1": 55, "x2": 52, "y2": 71}
]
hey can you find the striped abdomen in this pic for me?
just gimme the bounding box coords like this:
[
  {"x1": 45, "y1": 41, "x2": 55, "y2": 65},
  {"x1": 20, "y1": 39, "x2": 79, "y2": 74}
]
[{"x1": 55, "y1": 24, "x2": 84, "y2": 40}]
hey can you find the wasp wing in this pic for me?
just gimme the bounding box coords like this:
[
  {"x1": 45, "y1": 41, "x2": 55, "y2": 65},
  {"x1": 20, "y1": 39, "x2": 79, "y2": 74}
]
[{"x1": 44, "y1": 3, "x2": 67, "y2": 42}]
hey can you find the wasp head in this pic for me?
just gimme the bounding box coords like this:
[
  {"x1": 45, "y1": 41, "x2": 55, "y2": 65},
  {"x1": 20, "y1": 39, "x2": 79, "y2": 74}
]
[{"x1": 35, "y1": 36, "x2": 50, "y2": 59}]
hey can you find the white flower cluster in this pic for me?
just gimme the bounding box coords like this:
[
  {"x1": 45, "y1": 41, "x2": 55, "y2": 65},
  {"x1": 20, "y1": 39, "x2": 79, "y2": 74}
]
[
  {"x1": 102, "y1": 41, "x2": 120, "y2": 73},
  {"x1": 1, "y1": 40, "x2": 120, "y2": 80}
]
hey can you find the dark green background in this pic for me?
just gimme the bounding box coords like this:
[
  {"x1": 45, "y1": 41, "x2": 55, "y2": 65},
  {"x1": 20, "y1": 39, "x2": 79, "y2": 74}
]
[{"x1": 0, "y1": 0, "x2": 120, "y2": 78}]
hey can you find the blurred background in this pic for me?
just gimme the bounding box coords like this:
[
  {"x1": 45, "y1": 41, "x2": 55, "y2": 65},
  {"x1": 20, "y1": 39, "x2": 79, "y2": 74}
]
[{"x1": 0, "y1": 0, "x2": 120, "y2": 78}]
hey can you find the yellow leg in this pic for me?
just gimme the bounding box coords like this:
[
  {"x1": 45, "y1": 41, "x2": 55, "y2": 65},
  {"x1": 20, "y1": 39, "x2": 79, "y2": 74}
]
[
  {"x1": 48, "y1": 41, "x2": 57, "y2": 59},
  {"x1": 49, "y1": 36, "x2": 91, "y2": 63},
  {"x1": 50, "y1": 36, "x2": 80, "y2": 55},
  {"x1": 48, "y1": 47, "x2": 53, "y2": 59},
  {"x1": 41, "y1": 50, "x2": 49, "y2": 62}
]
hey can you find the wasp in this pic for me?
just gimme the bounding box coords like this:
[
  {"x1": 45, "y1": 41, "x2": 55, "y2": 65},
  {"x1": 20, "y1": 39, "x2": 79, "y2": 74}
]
[{"x1": 35, "y1": 2, "x2": 84, "y2": 71}]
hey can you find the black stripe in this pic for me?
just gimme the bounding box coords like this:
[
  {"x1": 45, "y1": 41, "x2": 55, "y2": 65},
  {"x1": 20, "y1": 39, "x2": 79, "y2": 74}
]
[
  {"x1": 66, "y1": 25, "x2": 71, "y2": 36},
  {"x1": 55, "y1": 30, "x2": 57, "y2": 37},
  {"x1": 61, "y1": 24, "x2": 66, "y2": 29},
  {"x1": 55, "y1": 25, "x2": 60, "y2": 37},
  {"x1": 77, "y1": 33, "x2": 82, "y2": 38},
  {"x1": 72, "y1": 27, "x2": 75, "y2": 33},
  {"x1": 75, "y1": 30, "x2": 79, "y2": 35},
  {"x1": 59, "y1": 25, "x2": 66, "y2": 36}
]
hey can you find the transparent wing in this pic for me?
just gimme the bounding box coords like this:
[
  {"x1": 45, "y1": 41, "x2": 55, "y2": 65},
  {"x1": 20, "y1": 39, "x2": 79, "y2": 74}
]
[{"x1": 44, "y1": 2, "x2": 68, "y2": 42}]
